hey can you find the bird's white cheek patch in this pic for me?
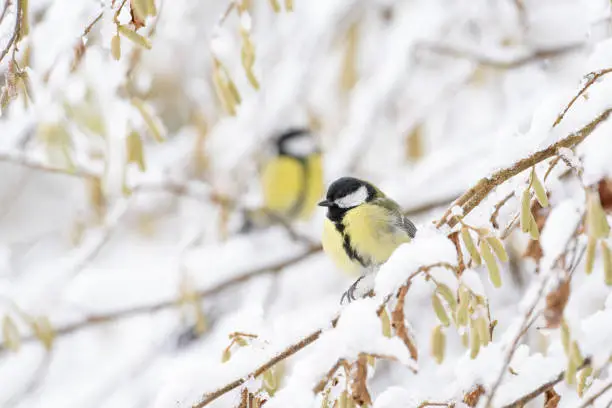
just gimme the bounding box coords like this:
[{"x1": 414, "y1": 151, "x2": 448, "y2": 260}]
[{"x1": 335, "y1": 186, "x2": 368, "y2": 208}]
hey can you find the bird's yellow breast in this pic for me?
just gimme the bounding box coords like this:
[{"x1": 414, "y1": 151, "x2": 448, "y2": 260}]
[
  {"x1": 322, "y1": 203, "x2": 411, "y2": 275},
  {"x1": 261, "y1": 154, "x2": 323, "y2": 220}
]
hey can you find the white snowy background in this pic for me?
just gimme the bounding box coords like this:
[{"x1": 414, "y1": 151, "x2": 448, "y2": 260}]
[{"x1": 1, "y1": 0, "x2": 612, "y2": 407}]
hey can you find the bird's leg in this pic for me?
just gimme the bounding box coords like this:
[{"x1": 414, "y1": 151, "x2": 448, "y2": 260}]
[
  {"x1": 340, "y1": 269, "x2": 377, "y2": 304},
  {"x1": 341, "y1": 275, "x2": 365, "y2": 304}
]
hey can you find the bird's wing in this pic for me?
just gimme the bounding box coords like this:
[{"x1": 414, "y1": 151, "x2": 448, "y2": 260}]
[
  {"x1": 397, "y1": 214, "x2": 417, "y2": 238},
  {"x1": 374, "y1": 197, "x2": 417, "y2": 239}
]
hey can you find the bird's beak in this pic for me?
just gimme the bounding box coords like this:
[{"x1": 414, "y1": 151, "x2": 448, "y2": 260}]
[{"x1": 318, "y1": 199, "x2": 332, "y2": 207}]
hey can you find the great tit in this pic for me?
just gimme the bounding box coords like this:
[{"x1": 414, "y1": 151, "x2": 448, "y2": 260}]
[
  {"x1": 318, "y1": 177, "x2": 417, "y2": 302},
  {"x1": 260, "y1": 128, "x2": 324, "y2": 221}
]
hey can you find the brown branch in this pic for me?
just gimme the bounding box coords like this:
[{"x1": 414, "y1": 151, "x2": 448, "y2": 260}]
[
  {"x1": 0, "y1": 246, "x2": 321, "y2": 355},
  {"x1": 578, "y1": 380, "x2": 612, "y2": 408},
  {"x1": 0, "y1": 0, "x2": 22, "y2": 64},
  {"x1": 436, "y1": 108, "x2": 612, "y2": 229},
  {"x1": 350, "y1": 353, "x2": 372, "y2": 406},
  {"x1": 490, "y1": 192, "x2": 514, "y2": 229},
  {"x1": 82, "y1": 11, "x2": 103, "y2": 37},
  {"x1": 391, "y1": 284, "x2": 418, "y2": 361},
  {"x1": 553, "y1": 68, "x2": 612, "y2": 127},
  {"x1": 417, "y1": 42, "x2": 583, "y2": 70},
  {"x1": 0, "y1": 0, "x2": 12, "y2": 26},
  {"x1": 484, "y1": 276, "x2": 549, "y2": 407},
  {"x1": 0, "y1": 150, "x2": 100, "y2": 179},
  {"x1": 193, "y1": 329, "x2": 322, "y2": 408},
  {"x1": 313, "y1": 358, "x2": 346, "y2": 393}
]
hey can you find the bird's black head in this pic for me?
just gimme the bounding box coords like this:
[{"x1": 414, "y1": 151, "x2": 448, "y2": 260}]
[
  {"x1": 318, "y1": 177, "x2": 378, "y2": 222},
  {"x1": 275, "y1": 128, "x2": 317, "y2": 158}
]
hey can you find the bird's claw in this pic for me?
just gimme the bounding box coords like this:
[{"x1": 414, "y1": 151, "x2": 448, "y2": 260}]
[{"x1": 340, "y1": 275, "x2": 365, "y2": 305}]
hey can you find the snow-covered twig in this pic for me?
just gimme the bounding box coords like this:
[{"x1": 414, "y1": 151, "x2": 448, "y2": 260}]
[
  {"x1": 417, "y1": 42, "x2": 583, "y2": 69},
  {"x1": 0, "y1": 246, "x2": 320, "y2": 355},
  {"x1": 437, "y1": 108, "x2": 612, "y2": 229},
  {"x1": 0, "y1": 0, "x2": 22, "y2": 64},
  {"x1": 0, "y1": 150, "x2": 101, "y2": 179},
  {"x1": 553, "y1": 68, "x2": 612, "y2": 127},
  {"x1": 577, "y1": 379, "x2": 612, "y2": 408}
]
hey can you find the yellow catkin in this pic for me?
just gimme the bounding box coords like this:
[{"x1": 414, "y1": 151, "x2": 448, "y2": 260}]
[
  {"x1": 268, "y1": 0, "x2": 281, "y2": 12},
  {"x1": 480, "y1": 240, "x2": 502, "y2": 288},
  {"x1": 111, "y1": 34, "x2": 121, "y2": 60},
  {"x1": 461, "y1": 227, "x2": 482, "y2": 265},
  {"x1": 486, "y1": 236, "x2": 508, "y2": 263},
  {"x1": 2, "y1": 316, "x2": 20, "y2": 352},
  {"x1": 285, "y1": 0, "x2": 293, "y2": 11},
  {"x1": 587, "y1": 191, "x2": 610, "y2": 239},
  {"x1": 528, "y1": 214, "x2": 540, "y2": 240},
  {"x1": 436, "y1": 284, "x2": 457, "y2": 311},
  {"x1": 380, "y1": 308, "x2": 392, "y2": 337},
  {"x1": 432, "y1": 293, "x2": 450, "y2": 326},
  {"x1": 118, "y1": 25, "x2": 152, "y2": 49},
  {"x1": 469, "y1": 324, "x2": 481, "y2": 359},
  {"x1": 431, "y1": 325, "x2": 446, "y2": 364},
  {"x1": 585, "y1": 236, "x2": 597, "y2": 275},
  {"x1": 561, "y1": 320, "x2": 570, "y2": 355},
  {"x1": 531, "y1": 168, "x2": 549, "y2": 207},
  {"x1": 476, "y1": 314, "x2": 490, "y2": 345},
  {"x1": 602, "y1": 242, "x2": 612, "y2": 285},
  {"x1": 520, "y1": 189, "x2": 531, "y2": 232},
  {"x1": 577, "y1": 365, "x2": 593, "y2": 397}
]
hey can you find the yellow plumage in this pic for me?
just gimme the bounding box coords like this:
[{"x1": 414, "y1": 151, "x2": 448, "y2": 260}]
[
  {"x1": 261, "y1": 153, "x2": 323, "y2": 220},
  {"x1": 322, "y1": 203, "x2": 411, "y2": 276}
]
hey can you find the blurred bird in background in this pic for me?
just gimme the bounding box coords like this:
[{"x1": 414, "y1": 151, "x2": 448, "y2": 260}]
[
  {"x1": 241, "y1": 128, "x2": 324, "y2": 233},
  {"x1": 318, "y1": 177, "x2": 417, "y2": 303}
]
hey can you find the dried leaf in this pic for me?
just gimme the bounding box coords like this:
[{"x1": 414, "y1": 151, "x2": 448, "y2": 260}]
[
  {"x1": 544, "y1": 388, "x2": 561, "y2": 408},
  {"x1": 350, "y1": 354, "x2": 372, "y2": 406},
  {"x1": 2, "y1": 315, "x2": 20, "y2": 352},
  {"x1": 461, "y1": 227, "x2": 481, "y2": 265},
  {"x1": 544, "y1": 280, "x2": 570, "y2": 328},
  {"x1": 463, "y1": 385, "x2": 485, "y2": 407}
]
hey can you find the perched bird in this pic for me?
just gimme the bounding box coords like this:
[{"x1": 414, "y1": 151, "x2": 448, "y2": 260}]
[
  {"x1": 318, "y1": 177, "x2": 417, "y2": 302},
  {"x1": 260, "y1": 128, "x2": 324, "y2": 221}
]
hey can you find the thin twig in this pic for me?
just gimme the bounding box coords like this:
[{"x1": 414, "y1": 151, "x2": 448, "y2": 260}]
[
  {"x1": 0, "y1": 0, "x2": 12, "y2": 26},
  {"x1": 578, "y1": 380, "x2": 612, "y2": 408},
  {"x1": 0, "y1": 0, "x2": 22, "y2": 64},
  {"x1": 417, "y1": 42, "x2": 583, "y2": 70},
  {"x1": 484, "y1": 277, "x2": 549, "y2": 407},
  {"x1": 0, "y1": 150, "x2": 100, "y2": 179},
  {"x1": 313, "y1": 358, "x2": 346, "y2": 393},
  {"x1": 82, "y1": 11, "x2": 103, "y2": 37},
  {"x1": 0, "y1": 246, "x2": 321, "y2": 355},
  {"x1": 193, "y1": 330, "x2": 322, "y2": 408},
  {"x1": 553, "y1": 68, "x2": 612, "y2": 127},
  {"x1": 490, "y1": 192, "x2": 514, "y2": 229}
]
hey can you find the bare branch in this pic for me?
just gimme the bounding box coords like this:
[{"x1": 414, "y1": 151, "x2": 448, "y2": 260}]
[
  {"x1": 0, "y1": 0, "x2": 22, "y2": 65},
  {"x1": 417, "y1": 42, "x2": 583, "y2": 70},
  {"x1": 553, "y1": 68, "x2": 612, "y2": 127},
  {"x1": 0, "y1": 150, "x2": 100, "y2": 179},
  {"x1": 391, "y1": 284, "x2": 418, "y2": 361},
  {"x1": 0, "y1": 246, "x2": 321, "y2": 355}
]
